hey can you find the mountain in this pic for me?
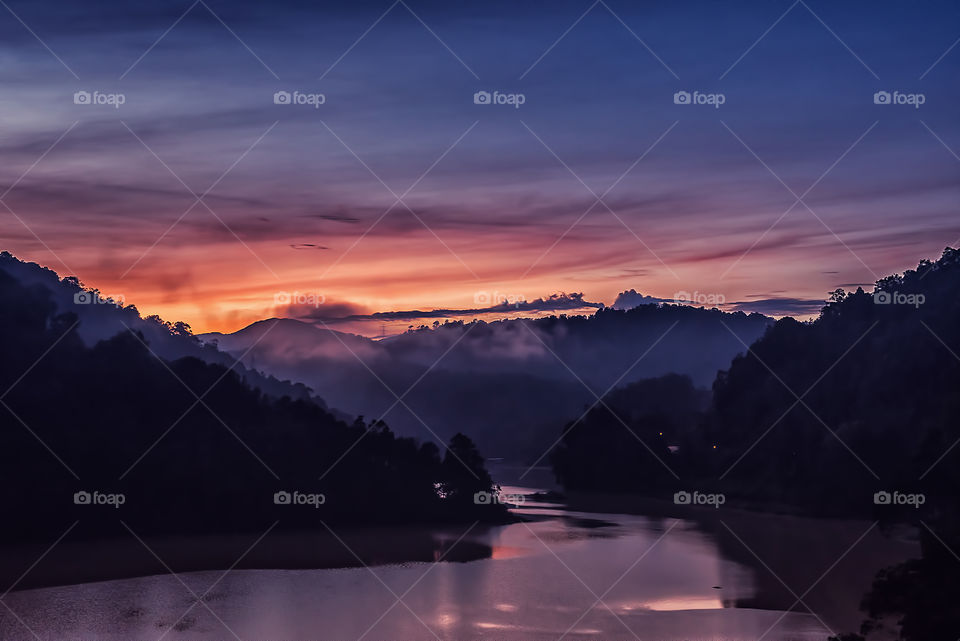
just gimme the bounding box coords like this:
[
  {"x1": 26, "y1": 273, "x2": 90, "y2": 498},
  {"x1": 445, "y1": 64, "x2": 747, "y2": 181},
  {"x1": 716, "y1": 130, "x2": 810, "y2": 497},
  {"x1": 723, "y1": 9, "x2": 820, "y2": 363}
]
[
  {"x1": 0, "y1": 252, "x2": 326, "y2": 407},
  {"x1": 0, "y1": 252, "x2": 507, "y2": 542},
  {"x1": 551, "y1": 247, "x2": 960, "y2": 515},
  {"x1": 201, "y1": 305, "x2": 773, "y2": 461},
  {"x1": 707, "y1": 247, "x2": 960, "y2": 510}
]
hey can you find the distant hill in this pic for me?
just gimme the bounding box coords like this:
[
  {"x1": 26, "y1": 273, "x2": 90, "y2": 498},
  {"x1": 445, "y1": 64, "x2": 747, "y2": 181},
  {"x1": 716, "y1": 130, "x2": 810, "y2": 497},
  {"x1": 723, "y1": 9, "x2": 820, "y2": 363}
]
[
  {"x1": 201, "y1": 305, "x2": 772, "y2": 461},
  {"x1": 0, "y1": 251, "x2": 327, "y2": 408}
]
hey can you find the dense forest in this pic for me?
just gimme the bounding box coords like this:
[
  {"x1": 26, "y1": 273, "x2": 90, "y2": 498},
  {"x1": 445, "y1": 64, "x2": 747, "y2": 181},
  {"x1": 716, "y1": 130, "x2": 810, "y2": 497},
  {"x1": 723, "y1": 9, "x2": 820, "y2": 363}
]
[
  {"x1": 553, "y1": 247, "x2": 960, "y2": 511},
  {"x1": 551, "y1": 248, "x2": 960, "y2": 640},
  {"x1": 551, "y1": 373, "x2": 710, "y2": 492},
  {"x1": 0, "y1": 265, "x2": 508, "y2": 543}
]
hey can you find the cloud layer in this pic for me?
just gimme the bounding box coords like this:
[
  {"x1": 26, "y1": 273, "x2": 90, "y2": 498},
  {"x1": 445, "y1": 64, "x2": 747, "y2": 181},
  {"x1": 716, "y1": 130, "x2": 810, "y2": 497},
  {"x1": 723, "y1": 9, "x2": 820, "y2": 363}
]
[{"x1": 1, "y1": 0, "x2": 958, "y2": 332}]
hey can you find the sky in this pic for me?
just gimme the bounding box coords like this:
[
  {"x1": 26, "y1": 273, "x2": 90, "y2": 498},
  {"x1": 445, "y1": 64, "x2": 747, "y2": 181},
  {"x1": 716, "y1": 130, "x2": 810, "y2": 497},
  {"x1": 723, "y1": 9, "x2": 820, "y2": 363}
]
[{"x1": 1, "y1": 0, "x2": 958, "y2": 334}]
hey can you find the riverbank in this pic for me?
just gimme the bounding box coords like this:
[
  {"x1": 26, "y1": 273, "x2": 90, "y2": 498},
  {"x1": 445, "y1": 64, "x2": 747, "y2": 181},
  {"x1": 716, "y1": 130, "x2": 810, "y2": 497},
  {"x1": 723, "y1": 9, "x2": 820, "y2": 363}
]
[{"x1": 0, "y1": 523, "x2": 498, "y2": 592}]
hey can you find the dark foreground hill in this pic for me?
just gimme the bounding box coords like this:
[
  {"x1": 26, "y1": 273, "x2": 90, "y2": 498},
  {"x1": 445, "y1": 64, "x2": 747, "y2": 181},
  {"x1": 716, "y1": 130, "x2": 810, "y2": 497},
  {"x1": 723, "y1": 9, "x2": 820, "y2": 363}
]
[
  {"x1": 0, "y1": 262, "x2": 508, "y2": 543},
  {"x1": 552, "y1": 248, "x2": 960, "y2": 512}
]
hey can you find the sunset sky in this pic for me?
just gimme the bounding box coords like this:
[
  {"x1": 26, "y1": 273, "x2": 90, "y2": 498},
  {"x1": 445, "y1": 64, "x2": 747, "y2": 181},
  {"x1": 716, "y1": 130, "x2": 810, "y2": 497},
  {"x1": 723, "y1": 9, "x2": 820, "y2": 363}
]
[{"x1": 1, "y1": 0, "x2": 958, "y2": 334}]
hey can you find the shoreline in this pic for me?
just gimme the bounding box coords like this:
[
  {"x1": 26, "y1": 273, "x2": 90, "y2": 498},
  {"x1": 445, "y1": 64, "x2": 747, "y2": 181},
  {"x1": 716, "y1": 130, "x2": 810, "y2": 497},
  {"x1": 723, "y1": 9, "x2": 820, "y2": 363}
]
[
  {"x1": 3, "y1": 489, "x2": 920, "y2": 607},
  {"x1": 0, "y1": 523, "x2": 498, "y2": 593}
]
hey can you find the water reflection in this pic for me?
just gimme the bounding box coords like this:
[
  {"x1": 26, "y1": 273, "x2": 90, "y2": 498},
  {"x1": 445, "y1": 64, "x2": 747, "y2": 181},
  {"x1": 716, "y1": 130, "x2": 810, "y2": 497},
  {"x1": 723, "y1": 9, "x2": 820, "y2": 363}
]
[{"x1": 0, "y1": 488, "x2": 916, "y2": 641}]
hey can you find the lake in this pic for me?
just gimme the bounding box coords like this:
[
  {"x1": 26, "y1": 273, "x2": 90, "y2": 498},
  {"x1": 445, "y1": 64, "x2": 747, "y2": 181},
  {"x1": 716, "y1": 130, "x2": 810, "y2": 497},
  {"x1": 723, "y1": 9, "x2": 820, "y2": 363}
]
[{"x1": 0, "y1": 475, "x2": 917, "y2": 641}]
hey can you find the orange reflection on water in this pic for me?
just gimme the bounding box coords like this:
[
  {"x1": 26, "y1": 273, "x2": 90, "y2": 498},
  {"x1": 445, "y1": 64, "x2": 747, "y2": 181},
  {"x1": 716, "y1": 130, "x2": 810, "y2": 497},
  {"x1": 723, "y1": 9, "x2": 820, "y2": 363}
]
[
  {"x1": 619, "y1": 595, "x2": 724, "y2": 612},
  {"x1": 489, "y1": 545, "x2": 529, "y2": 560},
  {"x1": 475, "y1": 622, "x2": 514, "y2": 630}
]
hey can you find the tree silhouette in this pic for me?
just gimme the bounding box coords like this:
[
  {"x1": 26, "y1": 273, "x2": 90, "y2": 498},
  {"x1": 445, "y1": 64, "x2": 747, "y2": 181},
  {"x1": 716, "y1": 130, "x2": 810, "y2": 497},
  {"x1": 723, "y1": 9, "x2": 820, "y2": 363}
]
[{"x1": 441, "y1": 433, "x2": 496, "y2": 509}]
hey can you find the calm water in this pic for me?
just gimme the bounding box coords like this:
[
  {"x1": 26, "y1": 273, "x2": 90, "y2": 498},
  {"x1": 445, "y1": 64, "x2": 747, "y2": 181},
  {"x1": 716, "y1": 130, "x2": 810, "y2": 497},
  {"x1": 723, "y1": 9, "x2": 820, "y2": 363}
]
[{"x1": 0, "y1": 484, "x2": 916, "y2": 641}]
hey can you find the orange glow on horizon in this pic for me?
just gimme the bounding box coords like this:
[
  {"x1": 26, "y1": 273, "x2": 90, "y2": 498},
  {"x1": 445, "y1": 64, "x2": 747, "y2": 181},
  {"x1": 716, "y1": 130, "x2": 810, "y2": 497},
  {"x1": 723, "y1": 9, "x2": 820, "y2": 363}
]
[{"x1": 4, "y1": 216, "x2": 888, "y2": 335}]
